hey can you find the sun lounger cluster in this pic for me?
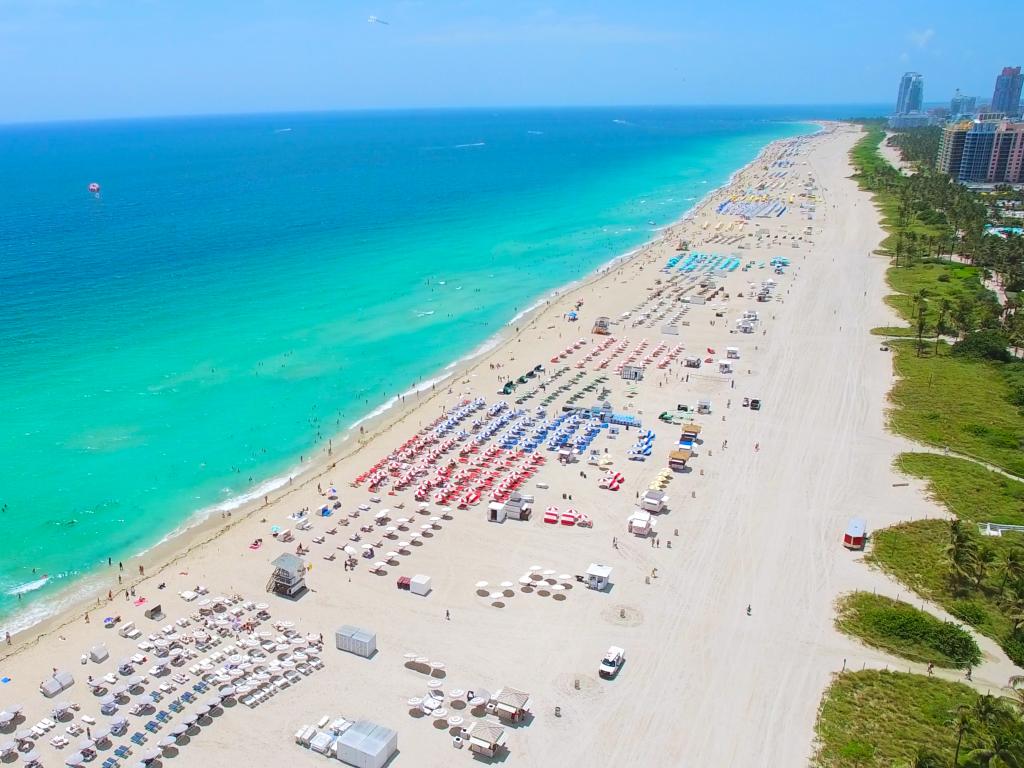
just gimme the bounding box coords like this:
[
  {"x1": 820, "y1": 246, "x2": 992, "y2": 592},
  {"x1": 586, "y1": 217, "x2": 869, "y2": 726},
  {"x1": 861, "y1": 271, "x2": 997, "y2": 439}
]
[
  {"x1": 574, "y1": 335, "x2": 618, "y2": 368},
  {"x1": 10, "y1": 594, "x2": 327, "y2": 768},
  {"x1": 626, "y1": 430, "x2": 656, "y2": 460},
  {"x1": 548, "y1": 337, "x2": 587, "y2": 364}
]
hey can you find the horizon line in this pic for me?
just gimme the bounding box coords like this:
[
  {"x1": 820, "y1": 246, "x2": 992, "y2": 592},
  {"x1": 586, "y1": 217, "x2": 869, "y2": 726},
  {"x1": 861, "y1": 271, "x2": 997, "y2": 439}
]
[{"x1": 0, "y1": 102, "x2": 891, "y2": 129}]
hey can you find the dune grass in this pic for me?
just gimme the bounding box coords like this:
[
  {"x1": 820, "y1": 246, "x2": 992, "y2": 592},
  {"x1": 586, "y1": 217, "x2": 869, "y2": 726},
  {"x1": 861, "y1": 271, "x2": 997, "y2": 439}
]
[
  {"x1": 835, "y1": 592, "x2": 980, "y2": 668},
  {"x1": 888, "y1": 340, "x2": 1024, "y2": 476},
  {"x1": 868, "y1": 520, "x2": 1022, "y2": 662},
  {"x1": 896, "y1": 453, "x2": 1024, "y2": 526},
  {"x1": 814, "y1": 670, "x2": 978, "y2": 768}
]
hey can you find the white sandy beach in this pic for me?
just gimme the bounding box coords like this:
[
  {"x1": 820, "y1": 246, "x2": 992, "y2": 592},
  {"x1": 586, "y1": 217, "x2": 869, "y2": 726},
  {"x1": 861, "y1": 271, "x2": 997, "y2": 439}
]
[{"x1": 3, "y1": 123, "x2": 1018, "y2": 768}]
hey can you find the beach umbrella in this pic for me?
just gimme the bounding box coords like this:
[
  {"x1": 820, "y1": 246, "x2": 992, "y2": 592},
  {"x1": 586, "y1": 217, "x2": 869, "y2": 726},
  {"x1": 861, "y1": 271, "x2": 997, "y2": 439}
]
[
  {"x1": 427, "y1": 680, "x2": 443, "y2": 690},
  {"x1": 183, "y1": 714, "x2": 198, "y2": 726},
  {"x1": 21, "y1": 750, "x2": 39, "y2": 763},
  {"x1": 406, "y1": 698, "x2": 422, "y2": 708},
  {"x1": 77, "y1": 738, "x2": 95, "y2": 751},
  {"x1": 16, "y1": 729, "x2": 34, "y2": 742},
  {"x1": 204, "y1": 696, "x2": 222, "y2": 708},
  {"x1": 141, "y1": 747, "x2": 161, "y2": 761},
  {"x1": 169, "y1": 724, "x2": 188, "y2": 736},
  {"x1": 414, "y1": 657, "x2": 429, "y2": 665},
  {"x1": 92, "y1": 726, "x2": 111, "y2": 742},
  {"x1": 403, "y1": 652, "x2": 418, "y2": 661},
  {"x1": 429, "y1": 661, "x2": 446, "y2": 672},
  {"x1": 447, "y1": 715, "x2": 463, "y2": 727},
  {"x1": 448, "y1": 688, "x2": 465, "y2": 699},
  {"x1": 5, "y1": 704, "x2": 22, "y2": 715},
  {"x1": 158, "y1": 736, "x2": 176, "y2": 749},
  {"x1": 432, "y1": 707, "x2": 448, "y2": 719},
  {"x1": 0, "y1": 712, "x2": 13, "y2": 726},
  {"x1": 113, "y1": 684, "x2": 129, "y2": 696},
  {"x1": 194, "y1": 705, "x2": 210, "y2": 716},
  {"x1": 1, "y1": 741, "x2": 16, "y2": 754},
  {"x1": 99, "y1": 694, "x2": 115, "y2": 706}
]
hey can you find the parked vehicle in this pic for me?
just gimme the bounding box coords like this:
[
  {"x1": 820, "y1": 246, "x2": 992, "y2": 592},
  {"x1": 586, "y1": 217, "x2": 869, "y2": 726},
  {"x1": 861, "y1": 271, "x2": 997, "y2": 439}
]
[{"x1": 599, "y1": 646, "x2": 625, "y2": 679}]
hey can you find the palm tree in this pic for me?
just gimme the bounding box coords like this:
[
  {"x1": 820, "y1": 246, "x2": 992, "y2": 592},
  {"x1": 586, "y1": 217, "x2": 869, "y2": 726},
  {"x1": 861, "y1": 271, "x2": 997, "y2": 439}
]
[
  {"x1": 937, "y1": 298, "x2": 953, "y2": 355},
  {"x1": 1002, "y1": 675, "x2": 1024, "y2": 711},
  {"x1": 999, "y1": 549, "x2": 1024, "y2": 594},
  {"x1": 950, "y1": 705, "x2": 973, "y2": 767},
  {"x1": 962, "y1": 731, "x2": 1023, "y2": 768},
  {"x1": 1002, "y1": 585, "x2": 1024, "y2": 634}
]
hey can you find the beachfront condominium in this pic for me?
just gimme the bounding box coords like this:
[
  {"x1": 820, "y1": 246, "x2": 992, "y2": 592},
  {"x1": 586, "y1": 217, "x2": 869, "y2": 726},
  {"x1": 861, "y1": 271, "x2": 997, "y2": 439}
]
[
  {"x1": 937, "y1": 118, "x2": 1024, "y2": 185},
  {"x1": 937, "y1": 121, "x2": 971, "y2": 176},
  {"x1": 991, "y1": 66, "x2": 1023, "y2": 117},
  {"x1": 950, "y1": 89, "x2": 977, "y2": 118},
  {"x1": 895, "y1": 72, "x2": 924, "y2": 114}
]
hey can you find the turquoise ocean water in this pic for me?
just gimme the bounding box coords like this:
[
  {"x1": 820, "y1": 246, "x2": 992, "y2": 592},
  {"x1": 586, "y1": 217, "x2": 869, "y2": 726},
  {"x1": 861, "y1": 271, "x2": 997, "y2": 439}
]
[{"x1": 0, "y1": 106, "x2": 874, "y2": 632}]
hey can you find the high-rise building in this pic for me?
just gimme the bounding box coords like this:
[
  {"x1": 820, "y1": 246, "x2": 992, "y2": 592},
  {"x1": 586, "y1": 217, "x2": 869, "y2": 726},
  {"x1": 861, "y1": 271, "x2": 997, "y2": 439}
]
[
  {"x1": 896, "y1": 72, "x2": 925, "y2": 114},
  {"x1": 950, "y1": 89, "x2": 977, "y2": 117},
  {"x1": 937, "y1": 121, "x2": 971, "y2": 176},
  {"x1": 991, "y1": 66, "x2": 1023, "y2": 117},
  {"x1": 937, "y1": 118, "x2": 1024, "y2": 184}
]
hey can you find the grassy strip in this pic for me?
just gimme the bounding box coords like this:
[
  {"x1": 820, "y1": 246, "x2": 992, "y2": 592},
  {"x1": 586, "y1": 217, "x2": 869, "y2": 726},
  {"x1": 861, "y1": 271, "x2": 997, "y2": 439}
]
[
  {"x1": 814, "y1": 670, "x2": 978, "y2": 767},
  {"x1": 897, "y1": 453, "x2": 1024, "y2": 527},
  {"x1": 868, "y1": 520, "x2": 1024, "y2": 664},
  {"x1": 888, "y1": 340, "x2": 1024, "y2": 477},
  {"x1": 835, "y1": 592, "x2": 980, "y2": 668}
]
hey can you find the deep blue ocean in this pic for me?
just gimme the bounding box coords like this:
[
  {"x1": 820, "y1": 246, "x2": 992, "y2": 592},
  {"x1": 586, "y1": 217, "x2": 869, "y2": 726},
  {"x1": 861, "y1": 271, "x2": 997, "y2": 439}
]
[{"x1": 0, "y1": 105, "x2": 886, "y2": 632}]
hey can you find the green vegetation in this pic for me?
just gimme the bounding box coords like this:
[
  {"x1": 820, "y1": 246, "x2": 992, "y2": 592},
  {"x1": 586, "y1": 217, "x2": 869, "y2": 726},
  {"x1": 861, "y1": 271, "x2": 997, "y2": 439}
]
[
  {"x1": 835, "y1": 592, "x2": 980, "y2": 668},
  {"x1": 897, "y1": 453, "x2": 1024, "y2": 526},
  {"x1": 814, "y1": 670, "x2": 1024, "y2": 767},
  {"x1": 868, "y1": 519, "x2": 1024, "y2": 666},
  {"x1": 887, "y1": 127, "x2": 941, "y2": 170},
  {"x1": 888, "y1": 340, "x2": 1024, "y2": 476},
  {"x1": 850, "y1": 125, "x2": 983, "y2": 267}
]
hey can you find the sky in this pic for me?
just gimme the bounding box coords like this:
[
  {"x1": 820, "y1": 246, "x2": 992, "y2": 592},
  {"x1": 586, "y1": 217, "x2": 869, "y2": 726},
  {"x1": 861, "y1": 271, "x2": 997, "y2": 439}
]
[{"x1": 0, "y1": 0, "x2": 1022, "y2": 123}]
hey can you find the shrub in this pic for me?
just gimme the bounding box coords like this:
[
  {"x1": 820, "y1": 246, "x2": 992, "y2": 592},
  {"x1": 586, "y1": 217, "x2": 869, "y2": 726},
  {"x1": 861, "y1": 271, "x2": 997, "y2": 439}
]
[
  {"x1": 836, "y1": 592, "x2": 982, "y2": 667},
  {"x1": 1001, "y1": 634, "x2": 1024, "y2": 667},
  {"x1": 949, "y1": 599, "x2": 988, "y2": 627},
  {"x1": 952, "y1": 330, "x2": 1011, "y2": 362}
]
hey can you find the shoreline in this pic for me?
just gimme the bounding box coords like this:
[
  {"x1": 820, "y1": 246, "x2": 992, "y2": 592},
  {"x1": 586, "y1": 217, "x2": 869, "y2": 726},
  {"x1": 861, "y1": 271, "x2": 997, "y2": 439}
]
[
  {"x1": 0, "y1": 122, "x2": 818, "y2": 648},
  {"x1": 0, "y1": 121, "x2": 889, "y2": 768}
]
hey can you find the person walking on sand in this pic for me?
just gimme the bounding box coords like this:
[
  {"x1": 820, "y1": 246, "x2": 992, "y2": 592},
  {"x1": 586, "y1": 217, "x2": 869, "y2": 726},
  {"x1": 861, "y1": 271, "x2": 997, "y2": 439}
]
[
  {"x1": 754, "y1": 442, "x2": 760, "y2": 452},
  {"x1": 445, "y1": 610, "x2": 450, "y2": 621}
]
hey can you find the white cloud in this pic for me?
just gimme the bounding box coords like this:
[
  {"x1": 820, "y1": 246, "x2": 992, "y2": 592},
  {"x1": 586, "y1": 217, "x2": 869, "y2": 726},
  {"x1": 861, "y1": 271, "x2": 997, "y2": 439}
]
[{"x1": 908, "y1": 28, "x2": 935, "y2": 49}]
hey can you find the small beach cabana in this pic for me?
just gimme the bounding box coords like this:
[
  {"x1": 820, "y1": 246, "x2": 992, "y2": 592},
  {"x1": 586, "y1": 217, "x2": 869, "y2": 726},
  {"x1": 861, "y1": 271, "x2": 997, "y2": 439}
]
[
  {"x1": 585, "y1": 563, "x2": 612, "y2": 592},
  {"x1": 488, "y1": 687, "x2": 531, "y2": 721},
  {"x1": 843, "y1": 519, "x2": 867, "y2": 550},
  {"x1": 409, "y1": 574, "x2": 432, "y2": 597},
  {"x1": 627, "y1": 510, "x2": 656, "y2": 537},
  {"x1": 591, "y1": 316, "x2": 611, "y2": 335},
  {"x1": 668, "y1": 449, "x2": 692, "y2": 471},
  {"x1": 487, "y1": 501, "x2": 507, "y2": 523},
  {"x1": 462, "y1": 721, "x2": 507, "y2": 758},
  {"x1": 335, "y1": 719, "x2": 397, "y2": 768},
  {"x1": 641, "y1": 490, "x2": 668, "y2": 514}
]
